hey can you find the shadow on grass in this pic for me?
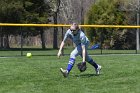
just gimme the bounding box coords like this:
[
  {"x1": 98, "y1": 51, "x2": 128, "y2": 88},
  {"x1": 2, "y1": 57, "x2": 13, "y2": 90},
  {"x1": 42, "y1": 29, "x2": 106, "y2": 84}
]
[{"x1": 74, "y1": 73, "x2": 101, "y2": 78}]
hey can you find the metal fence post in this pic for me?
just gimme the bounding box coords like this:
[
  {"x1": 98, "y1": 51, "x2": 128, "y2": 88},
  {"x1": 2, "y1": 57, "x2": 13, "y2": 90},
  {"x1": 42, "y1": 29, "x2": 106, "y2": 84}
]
[
  {"x1": 100, "y1": 28, "x2": 103, "y2": 54},
  {"x1": 61, "y1": 27, "x2": 64, "y2": 56}
]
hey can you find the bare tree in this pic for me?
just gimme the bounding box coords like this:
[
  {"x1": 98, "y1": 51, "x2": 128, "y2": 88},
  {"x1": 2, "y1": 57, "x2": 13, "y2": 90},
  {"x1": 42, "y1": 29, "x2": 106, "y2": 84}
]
[
  {"x1": 120, "y1": 0, "x2": 140, "y2": 50},
  {"x1": 44, "y1": 0, "x2": 96, "y2": 48},
  {"x1": 45, "y1": 0, "x2": 61, "y2": 49}
]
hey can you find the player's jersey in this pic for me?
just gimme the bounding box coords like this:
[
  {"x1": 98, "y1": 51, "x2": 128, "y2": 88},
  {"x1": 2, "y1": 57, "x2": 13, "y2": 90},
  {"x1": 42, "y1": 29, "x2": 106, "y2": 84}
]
[{"x1": 63, "y1": 29, "x2": 89, "y2": 46}]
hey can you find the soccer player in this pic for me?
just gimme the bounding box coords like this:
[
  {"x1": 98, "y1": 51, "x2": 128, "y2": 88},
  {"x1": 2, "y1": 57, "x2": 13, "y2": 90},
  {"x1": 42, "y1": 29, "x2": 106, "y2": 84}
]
[{"x1": 57, "y1": 23, "x2": 101, "y2": 77}]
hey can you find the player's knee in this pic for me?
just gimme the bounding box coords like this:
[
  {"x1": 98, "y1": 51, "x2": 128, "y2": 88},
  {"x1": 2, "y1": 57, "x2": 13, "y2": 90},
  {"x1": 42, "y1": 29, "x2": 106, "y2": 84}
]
[{"x1": 70, "y1": 53, "x2": 76, "y2": 59}]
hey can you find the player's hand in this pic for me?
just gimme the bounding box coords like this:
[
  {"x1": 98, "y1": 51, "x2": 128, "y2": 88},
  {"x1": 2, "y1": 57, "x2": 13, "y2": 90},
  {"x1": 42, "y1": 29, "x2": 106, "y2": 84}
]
[{"x1": 57, "y1": 51, "x2": 61, "y2": 58}]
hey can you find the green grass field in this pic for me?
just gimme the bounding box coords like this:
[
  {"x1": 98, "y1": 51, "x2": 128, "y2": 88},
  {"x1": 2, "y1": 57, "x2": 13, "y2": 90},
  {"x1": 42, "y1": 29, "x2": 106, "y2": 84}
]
[{"x1": 0, "y1": 51, "x2": 140, "y2": 93}]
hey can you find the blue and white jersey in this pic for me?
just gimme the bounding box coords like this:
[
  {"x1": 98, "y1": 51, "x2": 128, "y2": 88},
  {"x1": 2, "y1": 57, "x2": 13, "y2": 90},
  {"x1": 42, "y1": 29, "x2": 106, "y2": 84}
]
[{"x1": 63, "y1": 29, "x2": 89, "y2": 46}]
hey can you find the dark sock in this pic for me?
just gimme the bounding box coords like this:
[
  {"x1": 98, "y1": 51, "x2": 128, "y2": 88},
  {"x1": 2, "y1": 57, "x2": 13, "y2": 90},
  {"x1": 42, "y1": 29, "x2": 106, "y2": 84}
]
[{"x1": 88, "y1": 59, "x2": 98, "y2": 69}]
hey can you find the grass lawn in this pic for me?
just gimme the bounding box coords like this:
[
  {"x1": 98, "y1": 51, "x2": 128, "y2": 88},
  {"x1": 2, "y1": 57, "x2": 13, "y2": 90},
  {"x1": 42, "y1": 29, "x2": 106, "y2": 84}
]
[{"x1": 0, "y1": 51, "x2": 140, "y2": 93}]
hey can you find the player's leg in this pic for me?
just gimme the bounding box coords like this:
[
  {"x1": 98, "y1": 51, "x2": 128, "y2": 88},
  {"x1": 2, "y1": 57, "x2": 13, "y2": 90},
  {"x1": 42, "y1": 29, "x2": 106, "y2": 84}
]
[
  {"x1": 86, "y1": 55, "x2": 98, "y2": 68},
  {"x1": 85, "y1": 54, "x2": 101, "y2": 75},
  {"x1": 79, "y1": 51, "x2": 98, "y2": 69},
  {"x1": 79, "y1": 42, "x2": 99, "y2": 69},
  {"x1": 60, "y1": 46, "x2": 79, "y2": 77},
  {"x1": 86, "y1": 42, "x2": 101, "y2": 75},
  {"x1": 79, "y1": 43, "x2": 101, "y2": 75}
]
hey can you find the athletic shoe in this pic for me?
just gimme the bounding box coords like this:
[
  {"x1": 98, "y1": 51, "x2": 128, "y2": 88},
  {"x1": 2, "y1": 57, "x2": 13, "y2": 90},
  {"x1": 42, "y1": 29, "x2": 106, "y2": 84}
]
[
  {"x1": 95, "y1": 65, "x2": 101, "y2": 75},
  {"x1": 60, "y1": 68, "x2": 68, "y2": 77}
]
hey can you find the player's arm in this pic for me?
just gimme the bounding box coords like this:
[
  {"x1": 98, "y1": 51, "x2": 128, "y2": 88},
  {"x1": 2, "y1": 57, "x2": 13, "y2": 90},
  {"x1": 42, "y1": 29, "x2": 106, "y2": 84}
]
[
  {"x1": 80, "y1": 34, "x2": 87, "y2": 62},
  {"x1": 57, "y1": 41, "x2": 65, "y2": 58},
  {"x1": 81, "y1": 45, "x2": 86, "y2": 62},
  {"x1": 57, "y1": 30, "x2": 69, "y2": 58}
]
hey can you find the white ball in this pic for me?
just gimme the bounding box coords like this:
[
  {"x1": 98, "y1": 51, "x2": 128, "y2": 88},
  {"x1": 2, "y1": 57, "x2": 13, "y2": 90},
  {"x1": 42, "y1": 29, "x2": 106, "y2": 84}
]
[{"x1": 26, "y1": 53, "x2": 32, "y2": 58}]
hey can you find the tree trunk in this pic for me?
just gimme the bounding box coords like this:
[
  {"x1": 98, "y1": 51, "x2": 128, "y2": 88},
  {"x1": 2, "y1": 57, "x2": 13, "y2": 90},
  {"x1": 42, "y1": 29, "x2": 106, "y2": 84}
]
[
  {"x1": 0, "y1": 28, "x2": 10, "y2": 49},
  {"x1": 40, "y1": 28, "x2": 46, "y2": 49},
  {"x1": 53, "y1": 12, "x2": 58, "y2": 49},
  {"x1": 4, "y1": 34, "x2": 10, "y2": 48},
  {"x1": 0, "y1": 34, "x2": 3, "y2": 48},
  {"x1": 0, "y1": 27, "x2": 3, "y2": 48}
]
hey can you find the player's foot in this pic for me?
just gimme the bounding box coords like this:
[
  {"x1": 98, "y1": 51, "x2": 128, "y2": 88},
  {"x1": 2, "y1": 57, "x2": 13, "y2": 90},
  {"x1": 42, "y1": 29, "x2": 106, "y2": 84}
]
[
  {"x1": 60, "y1": 68, "x2": 68, "y2": 77},
  {"x1": 95, "y1": 65, "x2": 101, "y2": 75}
]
